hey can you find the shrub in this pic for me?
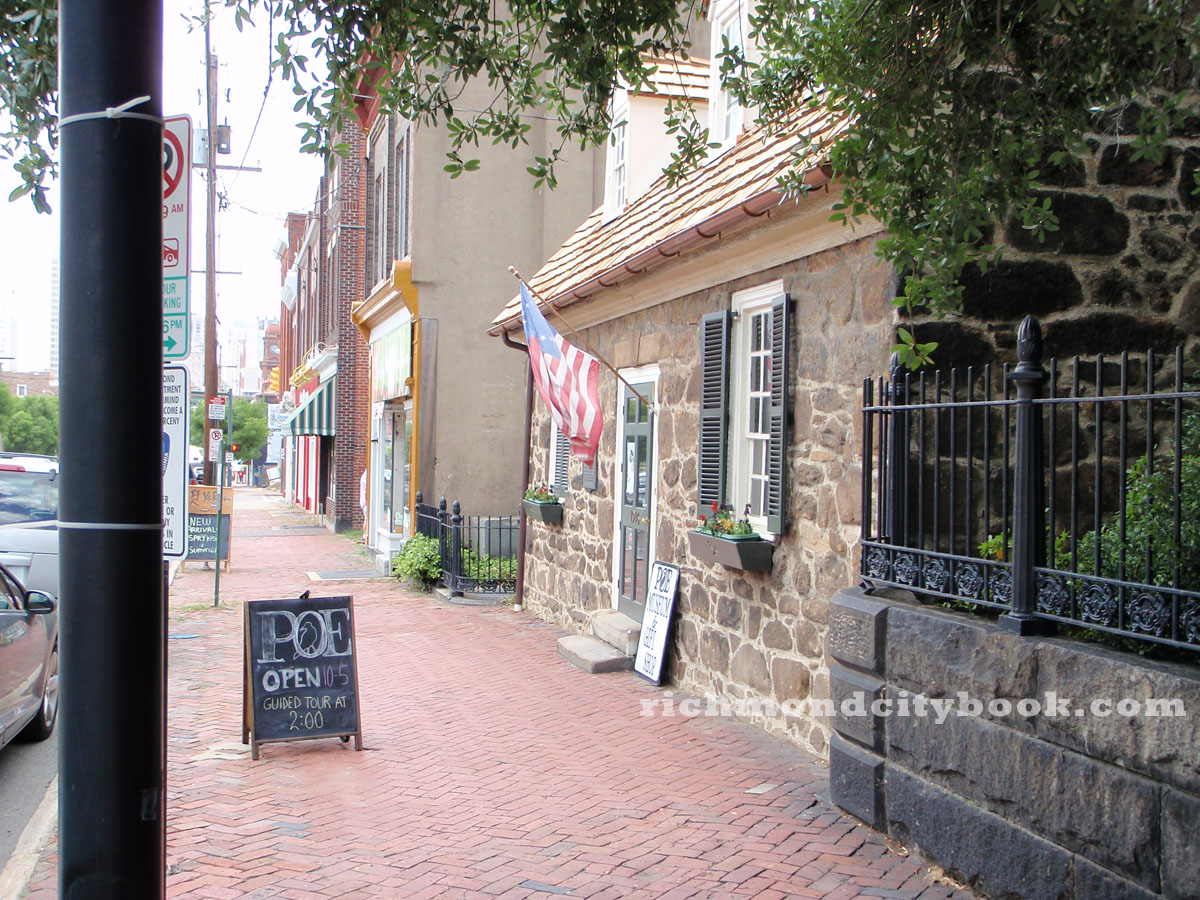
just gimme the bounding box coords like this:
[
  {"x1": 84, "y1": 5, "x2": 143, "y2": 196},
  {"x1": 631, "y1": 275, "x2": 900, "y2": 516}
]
[
  {"x1": 392, "y1": 534, "x2": 442, "y2": 589},
  {"x1": 460, "y1": 545, "x2": 517, "y2": 582},
  {"x1": 1060, "y1": 438, "x2": 1200, "y2": 589}
]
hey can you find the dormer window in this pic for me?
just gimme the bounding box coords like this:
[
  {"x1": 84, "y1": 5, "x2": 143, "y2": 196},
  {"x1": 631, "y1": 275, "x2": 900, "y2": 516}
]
[
  {"x1": 710, "y1": 0, "x2": 747, "y2": 151},
  {"x1": 603, "y1": 89, "x2": 630, "y2": 222}
]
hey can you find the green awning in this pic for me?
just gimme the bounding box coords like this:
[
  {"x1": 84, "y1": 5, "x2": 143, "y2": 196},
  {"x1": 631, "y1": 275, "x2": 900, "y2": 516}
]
[{"x1": 287, "y1": 376, "x2": 336, "y2": 436}]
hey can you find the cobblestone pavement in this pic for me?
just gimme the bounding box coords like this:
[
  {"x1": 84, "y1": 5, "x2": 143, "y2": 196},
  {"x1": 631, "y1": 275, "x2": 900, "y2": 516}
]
[{"x1": 25, "y1": 489, "x2": 973, "y2": 899}]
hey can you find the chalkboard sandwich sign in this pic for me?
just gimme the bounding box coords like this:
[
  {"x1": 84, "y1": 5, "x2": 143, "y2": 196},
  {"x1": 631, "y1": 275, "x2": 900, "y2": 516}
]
[{"x1": 243, "y1": 593, "x2": 363, "y2": 759}]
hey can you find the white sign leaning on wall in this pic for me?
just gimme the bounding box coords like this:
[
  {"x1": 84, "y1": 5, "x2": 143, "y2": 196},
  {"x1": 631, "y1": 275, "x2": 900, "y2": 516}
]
[{"x1": 634, "y1": 562, "x2": 680, "y2": 685}]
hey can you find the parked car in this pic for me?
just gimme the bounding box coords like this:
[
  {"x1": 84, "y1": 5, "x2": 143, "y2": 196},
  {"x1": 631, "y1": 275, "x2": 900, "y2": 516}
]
[
  {"x1": 0, "y1": 560, "x2": 58, "y2": 748},
  {"x1": 0, "y1": 453, "x2": 58, "y2": 523},
  {"x1": 0, "y1": 454, "x2": 59, "y2": 596}
]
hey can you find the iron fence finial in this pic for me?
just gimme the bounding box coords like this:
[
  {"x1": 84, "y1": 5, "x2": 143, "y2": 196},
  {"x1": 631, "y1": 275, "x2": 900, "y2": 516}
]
[{"x1": 1017, "y1": 315, "x2": 1043, "y2": 366}]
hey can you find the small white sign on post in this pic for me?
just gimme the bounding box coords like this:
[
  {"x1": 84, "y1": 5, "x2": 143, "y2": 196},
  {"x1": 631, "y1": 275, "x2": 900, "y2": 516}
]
[
  {"x1": 162, "y1": 366, "x2": 189, "y2": 558},
  {"x1": 208, "y1": 428, "x2": 224, "y2": 462},
  {"x1": 634, "y1": 562, "x2": 680, "y2": 685},
  {"x1": 208, "y1": 396, "x2": 226, "y2": 421}
]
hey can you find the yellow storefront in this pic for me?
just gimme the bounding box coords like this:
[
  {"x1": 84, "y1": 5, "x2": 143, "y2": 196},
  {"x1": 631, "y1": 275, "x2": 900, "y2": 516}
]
[{"x1": 352, "y1": 261, "x2": 420, "y2": 569}]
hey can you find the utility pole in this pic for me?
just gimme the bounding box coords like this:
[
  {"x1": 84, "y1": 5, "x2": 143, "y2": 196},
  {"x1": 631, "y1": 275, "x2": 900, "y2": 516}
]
[
  {"x1": 203, "y1": 1, "x2": 221, "y2": 487},
  {"x1": 59, "y1": 0, "x2": 166, "y2": 895}
]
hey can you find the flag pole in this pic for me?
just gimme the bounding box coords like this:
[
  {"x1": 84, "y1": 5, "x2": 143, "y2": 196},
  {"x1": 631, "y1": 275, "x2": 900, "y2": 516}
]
[{"x1": 508, "y1": 267, "x2": 651, "y2": 410}]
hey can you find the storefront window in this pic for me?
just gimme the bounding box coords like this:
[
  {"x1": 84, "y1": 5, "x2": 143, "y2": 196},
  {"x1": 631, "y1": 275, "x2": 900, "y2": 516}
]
[
  {"x1": 391, "y1": 409, "x2": 408, "y2": 532},
  {"x1": 380, "y1": 417, "x2": 393, "y2": 532}
]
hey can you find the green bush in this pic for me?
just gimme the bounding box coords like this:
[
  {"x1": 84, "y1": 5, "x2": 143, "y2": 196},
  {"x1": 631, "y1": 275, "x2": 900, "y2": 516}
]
[
  {"x1": 460, "y1": 545, "x2": 517, "y2": 582},
  {"x1": 1062, "y1": 411, "x2": 1200, "y2": 589},
  {"x1": 392, "y1": 534, "x2": 442, "y2": 589},
  {"x1": 976, "y1": 406, "x2": 1200, "y2": 589}
]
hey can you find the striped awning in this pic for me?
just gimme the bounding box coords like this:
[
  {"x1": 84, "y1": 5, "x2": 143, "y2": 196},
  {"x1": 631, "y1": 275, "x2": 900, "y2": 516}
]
[{"x1": 286, "y1": 376, "x2": 336, "y2": 436}]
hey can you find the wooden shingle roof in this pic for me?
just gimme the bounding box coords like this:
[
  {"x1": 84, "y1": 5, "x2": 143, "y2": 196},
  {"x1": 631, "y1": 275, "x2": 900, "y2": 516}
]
[
  {"x1": 634, "y1": 55, "x2": 710, "y2": 100},
  {"x1": 490, "y1": 104, "x2": 846, "y2": 334}
]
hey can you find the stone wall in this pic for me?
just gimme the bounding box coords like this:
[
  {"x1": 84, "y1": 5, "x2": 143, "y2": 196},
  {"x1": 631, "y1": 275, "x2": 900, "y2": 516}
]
[
  {"x1": 912, "y1": 122, "x2": 1200, "y2": 366},
  {"x1": 828, "y1": 586, "x2": 1200, "y2": 900},
  {"x1": 522, "y1": 234, "x2": 897, "y2": 760}
]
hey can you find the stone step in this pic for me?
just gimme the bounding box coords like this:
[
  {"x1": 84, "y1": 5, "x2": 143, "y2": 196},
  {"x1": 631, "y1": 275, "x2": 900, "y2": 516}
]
[
  {"x1": 590, "y1": 609, "x2": 642, "y2": 656},
  {"x1": 556, "y1": 635, "x2": 633, "y2": 674}
]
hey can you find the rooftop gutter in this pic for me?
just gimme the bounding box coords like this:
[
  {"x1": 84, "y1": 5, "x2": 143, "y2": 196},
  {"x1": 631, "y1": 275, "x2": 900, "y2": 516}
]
[{"x1": 487, "y1": 163, "x2": 833, "y2": 336}]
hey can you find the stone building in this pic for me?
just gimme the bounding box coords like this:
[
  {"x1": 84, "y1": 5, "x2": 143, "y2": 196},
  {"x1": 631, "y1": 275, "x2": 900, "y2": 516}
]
[{"x1": 489, "y1": 96, "x2": 897, "y2": 758}]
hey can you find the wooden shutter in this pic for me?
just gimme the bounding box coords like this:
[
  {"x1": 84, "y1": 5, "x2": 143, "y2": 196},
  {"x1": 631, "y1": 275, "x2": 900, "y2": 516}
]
[
  {"x1": 552, "y1": 428, "x2": 570, "y2": 493},
  {"x1": 582, "y1": 455, "x2": 599, "y2": 491},
  {"x1": 699, "y1": 310, "x2": 731, "y2": 508},
  {"x1": 765, "y1": 294, "x2": 791, "y2": 535}
]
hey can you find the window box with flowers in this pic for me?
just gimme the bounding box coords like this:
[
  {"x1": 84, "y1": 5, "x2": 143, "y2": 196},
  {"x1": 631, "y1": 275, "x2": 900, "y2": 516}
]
[
  {"x1": 522, "y1": 484, "x2": 563, "y2": 524},
  {"x1": 687, "y1": 502, "x2": 774, "y2": 572}
]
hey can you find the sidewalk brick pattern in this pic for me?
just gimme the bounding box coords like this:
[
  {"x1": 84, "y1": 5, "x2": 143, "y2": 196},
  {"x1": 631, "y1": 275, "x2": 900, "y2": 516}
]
[{"x1": 26, "y1": 490, "x2": 973, "y2": 899}]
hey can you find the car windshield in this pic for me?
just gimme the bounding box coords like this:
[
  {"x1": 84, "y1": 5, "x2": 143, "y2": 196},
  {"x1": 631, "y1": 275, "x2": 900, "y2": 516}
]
[{"x1": 0, "y1": 470, "x2": 58, "y2": 524}]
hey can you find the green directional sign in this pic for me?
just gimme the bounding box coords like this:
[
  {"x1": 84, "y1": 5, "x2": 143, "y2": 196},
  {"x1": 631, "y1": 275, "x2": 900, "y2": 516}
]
[{"x1": 163, "y1": 276, "x2": 189, "y2": 357}]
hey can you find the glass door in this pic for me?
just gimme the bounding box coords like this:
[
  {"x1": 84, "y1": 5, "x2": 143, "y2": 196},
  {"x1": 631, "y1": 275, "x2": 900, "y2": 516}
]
[{"x1": 617, "y1": 382, "x2": 654, "y2": 621}]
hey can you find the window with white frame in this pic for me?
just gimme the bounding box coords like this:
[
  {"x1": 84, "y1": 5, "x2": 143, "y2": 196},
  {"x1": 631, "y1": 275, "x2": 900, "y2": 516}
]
[
  {"x1": 16, "y1": 384, "x2": 26, "y2": 398},
  {"x1": 709, "y1": 0, "x2": 747, "y2": 151},
  {"x1": 698, "y1": 281, "x2": 790, "y2": 536},
  {"x1": 603, "y1": 90, "x2": 630, "y2": 222},
  {"x1": 370, "y1": 119, "x2": 390, "y2": 286}
]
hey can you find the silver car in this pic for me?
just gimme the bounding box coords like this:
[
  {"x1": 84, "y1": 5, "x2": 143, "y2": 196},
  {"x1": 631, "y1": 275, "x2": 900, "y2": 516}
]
[
  {"x1": 0, "y1": 560, "x2": 58, "y2": 747},
  {"x1": 0, "y1": 455, "x2": 59, "y2": 596}
]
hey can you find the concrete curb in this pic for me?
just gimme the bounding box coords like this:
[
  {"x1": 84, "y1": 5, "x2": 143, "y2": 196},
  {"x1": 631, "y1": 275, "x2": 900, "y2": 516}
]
[{"x1": 0, "y1": 775, "x2": 56, "y2": 899}]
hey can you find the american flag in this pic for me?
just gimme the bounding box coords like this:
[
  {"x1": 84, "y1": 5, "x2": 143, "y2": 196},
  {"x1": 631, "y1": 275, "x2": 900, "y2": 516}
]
[{"x1": 520, "y1": 282, "x2": 602, "y2": 464}]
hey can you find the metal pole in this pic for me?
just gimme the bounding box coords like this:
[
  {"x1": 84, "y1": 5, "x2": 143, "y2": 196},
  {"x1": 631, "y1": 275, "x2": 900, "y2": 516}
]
[
  {"x1": 501, "y1": 331, "x2": 532, "y2": 610},
  {"x1": 59, "y1": 0, "x2": 165, "y2": 895},
  {"x1": 1000, "y1": 315, "x2": 1052, "y2": 635},
  {"x1": 202, "y1": 3, "x2": 220, "y2": 487},
  {"x1": 886, "y1": 353, "x2": 909, "y2": 548},
  {"x1": 214, "y1": 389, "x2": 231, "y2": 605}
]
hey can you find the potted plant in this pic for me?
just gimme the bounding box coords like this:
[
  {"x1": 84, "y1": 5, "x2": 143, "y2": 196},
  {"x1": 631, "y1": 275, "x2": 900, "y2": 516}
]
[
  {"x1": 687, "y1": 502, "x2": 773, "y2": 571},
  {"x1": 522, "y1": 483, "x2": 563, "y2": 524}
]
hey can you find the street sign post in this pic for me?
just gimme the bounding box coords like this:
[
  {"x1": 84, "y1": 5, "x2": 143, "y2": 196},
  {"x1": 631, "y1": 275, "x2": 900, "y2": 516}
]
[
  {"x1": 162, "y1": 366, "x2": 189, "y2": 558},
  {"x1": 163, "y1": 116, "x2": 191, "y2": 359},
  {"x1": 207, "y1": 396, "x2": 226, "y2": 420}
]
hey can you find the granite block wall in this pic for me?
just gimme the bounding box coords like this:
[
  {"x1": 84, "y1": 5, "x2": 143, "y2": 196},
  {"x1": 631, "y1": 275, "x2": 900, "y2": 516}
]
[{"x1": 828, "y1": 586, "x2": 1200, "y2": 900}]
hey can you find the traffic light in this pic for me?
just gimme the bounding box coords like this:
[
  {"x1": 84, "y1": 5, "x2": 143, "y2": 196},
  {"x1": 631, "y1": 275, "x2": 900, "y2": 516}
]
[
  {"x1": 268, "y1": 367, "x2": 280, "y2": 393},
  {"x1": 230, "y1": 443, "x2": 240, "y2": 453}
]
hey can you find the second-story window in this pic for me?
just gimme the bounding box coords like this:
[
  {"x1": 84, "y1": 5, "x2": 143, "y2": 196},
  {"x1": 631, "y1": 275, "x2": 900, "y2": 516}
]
[
  {"x1": 374, "y1": 170, "x2": 387, "y2": 284},
  {"x1": 603, "y1": 90, "x2": 629, "y2": 222},
  {"x1": 394, "y1": 129, "x2": 410, "y2": 260},
  {"x1": 710, "y1": 0, "x2": 746, "y2": 151},
  {"x1": 370, "y1": 118, "x2": 391, "y2": 287}
]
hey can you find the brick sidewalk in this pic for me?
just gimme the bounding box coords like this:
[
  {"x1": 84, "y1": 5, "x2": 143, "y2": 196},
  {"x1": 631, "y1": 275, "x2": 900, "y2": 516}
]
[{"x1": 26, "y1": 489, "x2": 972, "y2": 899}]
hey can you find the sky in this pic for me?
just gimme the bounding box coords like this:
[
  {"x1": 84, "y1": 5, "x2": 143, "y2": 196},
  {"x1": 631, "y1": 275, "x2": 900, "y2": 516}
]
[{"x1": 0, "y1": 0, "x2": 324, "y2": 373}]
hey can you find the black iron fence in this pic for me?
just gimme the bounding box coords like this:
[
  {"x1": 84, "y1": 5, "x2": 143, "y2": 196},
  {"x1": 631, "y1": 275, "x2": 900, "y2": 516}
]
[
  {"x1": 861, "y1": 315, "x2": 1200, "y2": 654},
  {"x1": 413, "y1": 493, "x2": 518, "y2": 595}
]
